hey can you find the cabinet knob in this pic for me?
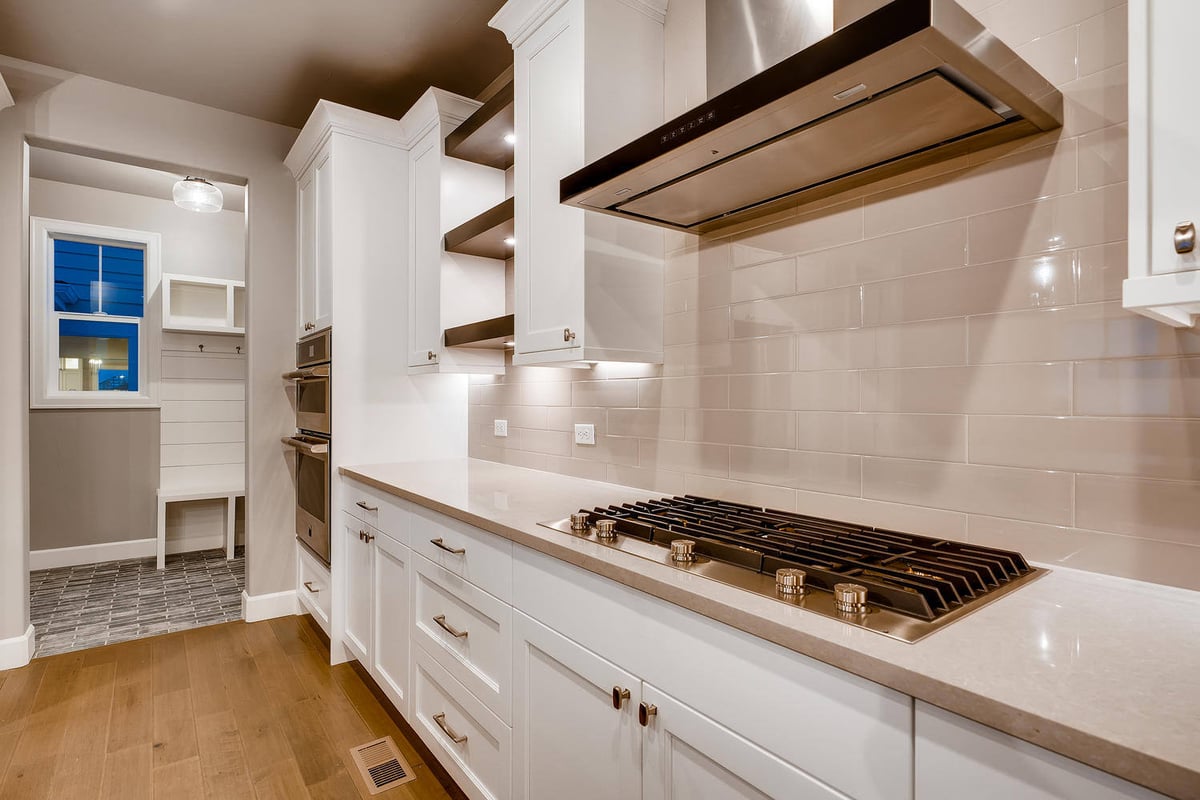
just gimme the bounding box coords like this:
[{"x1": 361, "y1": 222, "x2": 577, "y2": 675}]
[
  {"x1": 638, "y1": 702, "x2": 657, "y2": 726},
  {"x1": 427, "y1": 350, "x2": 437, "y2": 361},
  {"x1": 612, "y1": 686, "x2": 630, "y2": 710},
  {"x1": 563, "y1": 327, "x2": 576, "y2": 342},
  {"x1": 305, "y1": 321, "x2": 315, "y2": 331},
  {"x1": 358, "y1": 529, "x2": 374, "y2": 543},
  {"x1": 1175, "y1": 221, "x2": 1196, "y2": 254}
]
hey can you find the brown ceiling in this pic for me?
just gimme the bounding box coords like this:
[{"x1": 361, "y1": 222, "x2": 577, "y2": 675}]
[{"x1": 0, "y1": 0, "x2": 512, "y2": 129}]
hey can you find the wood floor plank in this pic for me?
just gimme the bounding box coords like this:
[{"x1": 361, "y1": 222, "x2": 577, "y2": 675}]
[
  {"x1": 0, "y1": 653, "x2": 86, "y2": 799},
  {"x1": 250, "y1": 758, "x2": 313, "y2": 800},
  {"x1": 46, "y1": 662, "x2": 116, "y2": 800},
  {"x1": 152, "y1": 634, "x2": 190, "y2": 697},
  {"x1": 0, "y1": 661, "x2": 47, "y2": 736},
  {"x1": 99, "y1": 745, "x2": 152, "y2": 800},
  {"x1": 151, "y1": 755, "x2": 204, "y2": 800},
  {"x1": 184, "y1": 627, "x2": 231, "y2": 719},
  {"x1": 274, "y1": 697, "x2": 348, "y2": 788},
  {"x1": 108, "y1": 679, "x2": 154, "y2": 754},
  {"x1": 152, "y1": 688, "x2": 199, "y2": 768},
  {"x1": 194, "y1": 709, "x2": 254, "y2": 799},
  {"x1": 221, "y1": 656, "x2": 294, "y2": 782}
]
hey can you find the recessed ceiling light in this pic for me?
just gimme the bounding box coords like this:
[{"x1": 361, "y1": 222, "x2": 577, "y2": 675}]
[
  {"x1": 503, "y1": 132, "x2": 516, "y2": 146},
  {"x1": 503, "y1": 236, "x2": 515, "y2": 246}
]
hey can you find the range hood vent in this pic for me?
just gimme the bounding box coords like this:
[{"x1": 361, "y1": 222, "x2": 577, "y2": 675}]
[{"x1": 560, "y1": 0, "x2": 1062, "y2": 234}]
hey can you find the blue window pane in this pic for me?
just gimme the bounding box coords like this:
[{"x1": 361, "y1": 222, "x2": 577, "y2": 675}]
[
  {"x1": 58, "y1": 319, "x2": 139, "y2": 392},
  {"x1": 53, "y1": 239, "x2": 99, "y2": 313},
  {"x1": 100, "y1": 245, "x2": 145, "y2": 317}
]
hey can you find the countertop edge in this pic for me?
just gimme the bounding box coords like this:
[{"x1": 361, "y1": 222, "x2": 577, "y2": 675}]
[{"x1": 340, "y1": 465, "x2": 1197, "y2": 800}]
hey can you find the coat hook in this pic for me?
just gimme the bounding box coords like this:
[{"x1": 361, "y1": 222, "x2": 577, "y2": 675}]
[
  {"x1": 198, "y1": 344, "x2": 205, "y2": 353},
  {"x1": 236, "y1": 346, "x2": 242, "y2": 354}
]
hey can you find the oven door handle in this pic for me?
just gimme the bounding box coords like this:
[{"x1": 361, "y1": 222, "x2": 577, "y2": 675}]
[
  {"x1": 281, "y1": 436, "x2": 329, "y2": 457},
  {"x1": 282, "y1": 364, "x2": 330, "y2": 380}
]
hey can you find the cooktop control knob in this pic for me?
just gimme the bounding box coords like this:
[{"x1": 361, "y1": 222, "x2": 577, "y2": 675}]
[
  {"x1": 834, "y1": 583, "x2": 869, "y2": 614},
  {"x1": 669, "y1": 539, "x2": 697, "y2": 563},
  {"x1": 595, "y1": 519, "x2": 617, "y2": 540},
  {"x1": 775, "y1": 568, "x2": 807, "y2": 596},
  {"x1": 570, "y1": 512, "x2": 590, "y2": 532}
]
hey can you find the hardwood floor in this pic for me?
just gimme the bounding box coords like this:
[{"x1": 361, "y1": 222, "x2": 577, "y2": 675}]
[{"x1": 0, "y1": 616, "x2": 456, "y2": 800}]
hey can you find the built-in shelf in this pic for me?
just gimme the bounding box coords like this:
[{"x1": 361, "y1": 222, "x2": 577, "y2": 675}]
[
  {"x1": 162, "y1": 274, "x2": 246, "y2": 335},
  {"x1": 444, "y1": 81, "x2": 515, "y2": 170},
  {"x1": 443, "y1": 314, "x2": 515, "y2": 349},
  {"x1": 443, "y1": 197, "x2": 515, "y2": 260}
]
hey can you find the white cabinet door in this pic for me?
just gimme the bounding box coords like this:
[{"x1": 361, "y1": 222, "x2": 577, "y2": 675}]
[
  {"x1": 297, "y1": 164, "x2": 317, "y2": 337},
  {"x1": 512, "y1": 3, "x2": 585, "y2": 357},
  {"x1": 408, "y1": 128, "x2": 443, "y2": 369},
  {"x1": 642, "y1": 684, "x2": 849, "y2": 800},
  {"x1": 312, "y1": 151, "x2": 334, "y2": 333},
  {"x1": 512, "y1": 611, "x2": 641, "y2": 800},
  {"x1": 342, "y1": 511, "x2": 373, "y2": 664},
  {"x1": 914, "y1": 702, "x2": 1169, "y2": 800},
  {"x1": 372, "y1": 532, "x2": 410, "y2": 717}
]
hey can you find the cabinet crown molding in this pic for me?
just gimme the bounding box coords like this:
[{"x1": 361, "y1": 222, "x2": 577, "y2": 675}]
[
  {"x1": 285, "y1": 100, "x2": 405, "y2": 178},
  {"x1": 397, "y1": 87, "x2": 483, "y2": 147},
  {"x1": 491, "y1": 0, "x2": 667, "y2": 46}
]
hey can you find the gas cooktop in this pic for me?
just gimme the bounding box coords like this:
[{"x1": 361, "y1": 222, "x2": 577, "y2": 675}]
[{"x1": 540, "y1": 495, "x2": 1045, "y2": 643}]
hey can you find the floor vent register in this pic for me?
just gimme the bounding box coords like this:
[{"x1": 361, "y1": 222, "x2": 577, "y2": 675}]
[{"x1": 350, "y1": 736, "x2": 416, "y2": 794}]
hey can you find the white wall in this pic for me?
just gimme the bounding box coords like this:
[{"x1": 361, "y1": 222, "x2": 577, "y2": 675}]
[{"x1": 0, "y1": 62, "x2": 298, "y2": 649}]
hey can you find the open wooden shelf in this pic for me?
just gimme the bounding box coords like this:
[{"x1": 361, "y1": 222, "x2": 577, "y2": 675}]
[
  {"x1": 444, "y1": 81, "x2": 515, "y2": 170},
  {"x1": 443, "y1": 314, "x2": 514, "y2": 349},
  {"x1": 443, "y1": 197, "x2": 514, "y2": 260}
]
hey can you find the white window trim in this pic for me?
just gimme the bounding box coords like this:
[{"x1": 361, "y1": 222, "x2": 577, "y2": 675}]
[{"x1": 30, "y1": 217, "x2": 162, "y2": 409}]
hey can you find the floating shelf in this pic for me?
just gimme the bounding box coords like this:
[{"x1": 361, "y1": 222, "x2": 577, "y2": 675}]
[
  {"x1": 444, "y1": 81, "x2": 515, "y2": 170},
  {"x1": 443, "y1": 314, "x2": 514, "y2": 349},
  {"x1": 443, "y1": 197, "x2": 515, "y2": 260},
  {"x1": 162, "y1": 274, "x2": 246, "y2": 336}
]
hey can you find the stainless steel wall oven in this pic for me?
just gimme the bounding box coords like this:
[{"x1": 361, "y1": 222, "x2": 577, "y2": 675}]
[{"x1": 283, "y1": 327, "x2": 332, "y2": 564}]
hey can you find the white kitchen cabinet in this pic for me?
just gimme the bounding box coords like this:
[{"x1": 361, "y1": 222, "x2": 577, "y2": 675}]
[
  {"x1": 296, "y1": 539, "x2": 331, "y2": 636},
  {"x1": 491, "y1": 0, "x2": 666, "y2": 365},
  {"x1": 915, "y1": 701, "x2": 1169, "y2": 800},
  {"x1": 285, "y1": 101, "x2": 408, "y2": 338},
  {"x1": 512, "y1": 611, "x2": 642, "y2": 800},
  {"x1": 642, "y1": 684, "x2": 848, "y2": 800},
  {"x1": 400, "y1": 88, "x2": 509, "y2": 375},
  {"x1": 373, "y1": 532, "x2": 411, "y2": 717},
  {"x1": 341, "y1": 511, "x2": 374, "y2": 664},
  {"x1": 1124, "y1": 0, "x2": 1200, "y2": 327}
]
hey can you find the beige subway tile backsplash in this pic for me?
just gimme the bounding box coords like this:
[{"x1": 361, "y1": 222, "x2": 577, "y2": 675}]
[{"x1": 468, "y1": 3, "x2": 1198, "y2": 590}]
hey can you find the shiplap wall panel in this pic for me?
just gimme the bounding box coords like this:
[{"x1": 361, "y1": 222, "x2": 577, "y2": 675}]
[
  {"x1": 160, "y1": 421, "x2": 245, "y2": 445},
  {"x1": 161, "y1": 379, "x2": 245, "y2": 402},
  {"x1": 160, "y1": 464, "x2": 245, "y2": 491},
  {"x1": 162, "y1": 354, "x2": 246, "y2": 381},
  {"x1": 160, "y1": 400, "x2": 245, "y2": 423},
  {"x1": 161, "y1": 442, "x2": 245, "y2": 468}
]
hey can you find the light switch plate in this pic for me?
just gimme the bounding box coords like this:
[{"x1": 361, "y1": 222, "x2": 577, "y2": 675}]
[
  {"x1": 494, "y1": 419, "x2": 508, "y2": 437},
  {"x1": 574, "y1": 423, "x2": 595, "y2": 445}
]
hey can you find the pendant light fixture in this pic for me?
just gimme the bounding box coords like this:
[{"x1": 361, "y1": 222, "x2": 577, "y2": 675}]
[{"x1": 172, "y1": 176, "x2": 223, "y2": 213}]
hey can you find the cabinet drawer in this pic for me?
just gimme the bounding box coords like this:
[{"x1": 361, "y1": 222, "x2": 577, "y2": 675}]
[
  {"x1": 410, "y1": 506, "x2": 512, "y2": 602},
  {"x1": 413, "y1": 554, "x2": 512, "y2": 723},
  {"x1": 296, "y1": 541, "x2": 331, "y2": 634},
  {"x1": 413, "y1": 646, "x2": 511, "y2": 800},
  {"x1": 342, "y1": 479, "x2": 408, "y2": 543}
]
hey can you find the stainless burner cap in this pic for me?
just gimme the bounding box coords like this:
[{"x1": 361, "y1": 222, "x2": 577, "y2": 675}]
[
  {"x1": 775, "y1": 568, "x2": 806, "y2": 596},
  {"x1": 669, "y1": 539, "x2": 697, "y2": 563},
  {"x1": 570, "y1": 512, "x2": 590, "y2": 531},
  {"x1": 834, "y1": 583, "x2": 869, "y2": 614},
  {"x1": 595, "y1": 519, "x2": 617, "y2": 540}
]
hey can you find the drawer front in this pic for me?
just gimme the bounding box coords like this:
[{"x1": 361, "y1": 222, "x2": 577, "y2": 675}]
[
  {"x1": 413, "y1": 554, "x2": 512, "y2": 723},
  {"x1": 296, "y1": 541, "x2": 331, "y2": 633},
  {"x1": 413, "y1": 646, "x2": 511, "y2": 800},
  {"x1": 410, "y1": 506, "x2": 512, "y2": 602},
  {"x1": 342, "y1": 478, "x2": 408, "y2": 543}
]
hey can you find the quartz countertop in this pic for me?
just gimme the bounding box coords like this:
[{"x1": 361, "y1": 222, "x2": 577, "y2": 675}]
[{"x1": 341, "y1": 458, "x2": 1200, "y2": 799}]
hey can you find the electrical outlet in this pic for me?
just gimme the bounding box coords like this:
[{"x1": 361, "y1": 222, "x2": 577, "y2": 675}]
[
  {"x1": 574, "y1": 423, "x2": 596, "y2": 445},
  {"x1": 494, "y1": 419, "x2": 508, "y2": 437}
]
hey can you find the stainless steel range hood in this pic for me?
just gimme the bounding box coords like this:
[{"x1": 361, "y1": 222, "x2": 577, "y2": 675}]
[{"x1": 560, "y1": 0, "x2": 1063, "y2": 234}]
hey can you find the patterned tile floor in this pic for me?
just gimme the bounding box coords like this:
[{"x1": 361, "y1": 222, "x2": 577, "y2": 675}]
[{"x1": 30, "y1": 546, "x2": 245, "y2": 657}]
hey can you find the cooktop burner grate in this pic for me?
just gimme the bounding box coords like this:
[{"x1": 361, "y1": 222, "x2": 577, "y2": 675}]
[{"x1": 540, "y1": 495, "x2": 1045, "y2": 643}]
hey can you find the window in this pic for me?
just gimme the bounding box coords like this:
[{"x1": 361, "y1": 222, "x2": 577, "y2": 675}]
[{"x1": 31, "y1": 218, "x2": 161, "y2": 408}]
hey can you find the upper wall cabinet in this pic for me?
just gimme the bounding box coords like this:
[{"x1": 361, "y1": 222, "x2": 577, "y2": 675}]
[
  {"x1": 491, "y1": 0, "x2": 667, "y2": 366},
  {"x1": 285, "y1": 101, "x2": 408, "y2": 339},
  {"x1": 399, "y1": 88, "x2": 509, "y2": 375},
  {"x1": 1124, "y1": 0, "x2": 1200, "y2": 327}
]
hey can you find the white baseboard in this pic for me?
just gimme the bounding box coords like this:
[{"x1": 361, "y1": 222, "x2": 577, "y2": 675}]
[
  {"x1": 242, "y1": 589, "x2": 299, "y2": 623},
  {"x1": 0, "y1": 625, "x2": 35, "y2": 671},
  {"x1": 30, "y1": 539, "x2": 156, "y2": 570}
]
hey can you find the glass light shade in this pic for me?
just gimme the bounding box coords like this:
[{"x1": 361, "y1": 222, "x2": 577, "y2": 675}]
[{"x1": 173, "y1": 177, "x2": 223, "y2": 213}]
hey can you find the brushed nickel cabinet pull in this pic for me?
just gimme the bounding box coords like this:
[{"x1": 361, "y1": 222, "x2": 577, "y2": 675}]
[
  {"x1": 363, "y1": 531, "x2": 375, "y2": 544},
  {"x1": 427, "y1": 350, "x2": 437, "y2": 360},
  {"x1": 303, "y1": 581, "x2": 319, "y2": 593},
  {"x1": 430, "y1": 537, "x2": 466, "y2": 555},
  {"x1": 433, "y1": 614, "x2": 468, "y2": 639},
  {"x1": 432, "y1": 712, "x2": 467, "y2": 744},
  {"x1": 638, "y1": 702, "x2": 657, "y2": 726},
  {"x1": 612, "y1": 686, "x2": 630, "y2": 709},
  {"x1": 563, "y1": 327, "x2": 576, "y2": 342},
  {"x1": 1176, "y1": 221, "x2": 1196, "y2": 254},
  {"x1": 356, "y1": 500, "x2": 378, "y2": 512},
  {"x1": 304, "y1": 321, "x2": 315, "y2": 331}
]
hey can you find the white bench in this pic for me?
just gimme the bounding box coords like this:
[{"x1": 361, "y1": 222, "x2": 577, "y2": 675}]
[{"x1": 155, "y1": 474, "x2": 245, "y2": 569}]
